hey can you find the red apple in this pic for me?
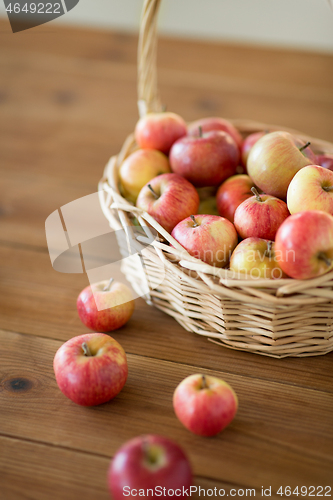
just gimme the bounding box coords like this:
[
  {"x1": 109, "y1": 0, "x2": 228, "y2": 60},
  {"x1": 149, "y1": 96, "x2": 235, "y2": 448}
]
[
  {"x1": 234, "y1": 188, "x2": 290, "y2": 241},
  {"x1": 108, "y1": 435, "x2": 193, "y2": 500},
  {"x1": 229, "y1": 237, "x2": 287, "y2": 279},
  {"x1": 119, "y1": 149, "x2": 171, "y2": 203},
  {"x1": 173, "y1": 374, "x2": 238, "y2": 437},
  {"x1": 169, "y1": 130, "x2": 240, "y2": 187},
  {"x1": 171, "y1": 214, "x2": 237, "y2": 267},
  {"x1": 136, "y1": 173, "x2": 200, "y2": 234},
  {"x1": 135, "y1": 112, "x2": 187, "y2": 154},
  {"x1": 317, "y1": 154, "x2": 333, "y2": 171},
  {"x1": 187, "y1": 116, "x2": 243, "y2": 152},
  {"x1": 216, "y1": 174, "x2": 257, "y2": 223},
  {"x1": 247, "y1": 131, "x2": 317, "y2": 199},
  {"x1": 53, "y1": 333, "x2": 128, "y2": 406},
  {"x1": 275, "y1": 210, "x2": 333, "y2": 280},
  {"x1": 287, "y1": 165, "x2": 333, "y2": 215},
  {"x1": 241, "y1": 131, "x2": 267, "y2": 168},
  {"x1": 77, "y1": 279, "x2": 135, "y2": 333}
]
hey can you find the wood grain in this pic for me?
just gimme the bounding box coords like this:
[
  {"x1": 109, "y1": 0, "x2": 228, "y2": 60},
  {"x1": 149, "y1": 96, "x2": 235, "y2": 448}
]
[{"x1": 1, "y1": 329, "x2": 332, "y2": 492}]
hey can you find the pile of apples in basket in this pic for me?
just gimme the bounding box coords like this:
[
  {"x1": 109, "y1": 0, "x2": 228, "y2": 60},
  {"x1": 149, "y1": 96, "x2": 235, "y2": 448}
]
[{"x1": 120, "y1": 111, "x2": 333, "y2": 281}]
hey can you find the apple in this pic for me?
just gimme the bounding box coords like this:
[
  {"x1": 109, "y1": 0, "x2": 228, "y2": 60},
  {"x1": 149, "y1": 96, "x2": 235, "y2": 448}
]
[
  {"x1": 275, "y1": 210, "x2": 333, "y2": 280},
  {"x1": 247, "y1": 131, "x2": 317, "y2": 199},
  {"x1": 108, "y1": 435, "x2": 193, "y2": 500},
  {"x1": 216, "y1": 174, "x2": 257, "y2": 223},
  {"x1": 77, "y1": 279, "x2": 135, "y2": 332},
  {"x1": 119, "y1": 149, "x2": 171, "y2": 203},
  {"x1": 173, "y1": 374, "x2": 238, "y2": 437},
  {"x1": 241, "y1": 130, "x2": 267, "y2": 168},
  {"x1": 198, "y1": 196, "x2": 219, "y2": 215},
  {"x1": 169, "y1": 130, "x2": 240, "y2": 187},
  {"x1": 136, "y1": 173, "x2": 200, "y2": 234},
  {"x1": 135, "y1": 112, "x2": 187, "y2": 154},
  {"x1": 53, "y1": 333, "x2": 128, "y2": 406},
  {"x1": 229, "y1": 237, "x2": 287, "y2": 279},
  {"x1": 234, "y1": 188, "x2": 290, "y2": 241},
  {"x1": 317, "y1": 154, "x2": 333, "y2": 171},
  {"x1": 287, "y1": 165, "x2": 333, "y2": 215},
  {"x1": 187, "y1": 116, "x2": 243, "y2": 152},
  {"x1": 171, "y1": 214, "x2": 238, "y2": 267}
]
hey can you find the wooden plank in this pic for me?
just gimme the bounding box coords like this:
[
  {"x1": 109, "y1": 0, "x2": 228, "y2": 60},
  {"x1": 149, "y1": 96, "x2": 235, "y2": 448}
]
[
  {"x1": 1, "y1": 435, "x2": 274, "y2": 500},
  {"x1": 1, "y1": 244, "x2": 333, "y2": 393},
  {"x1": 0, "y1": 330, "x2": 332, "y2": 491}
]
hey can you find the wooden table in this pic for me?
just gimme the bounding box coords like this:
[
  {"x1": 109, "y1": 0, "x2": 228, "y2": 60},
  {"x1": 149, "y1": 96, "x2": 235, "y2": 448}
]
[{"x1": 1, "y1": 19, "x2": 333, "y2": 500}]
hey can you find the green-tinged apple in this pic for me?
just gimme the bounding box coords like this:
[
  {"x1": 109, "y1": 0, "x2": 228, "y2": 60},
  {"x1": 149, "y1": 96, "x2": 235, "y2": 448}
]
[
  {"x1": 169, "y1": 130, "x2": 239, "y2": 187},
  {"x1": 77, "y1": 279, "x2": 135, "y2": 332},
  {"x1": 173, "y1": 374, "x2": 238, "y2": 437},
  {"x1": 317, "y1": 154, "x2": 333, "y2": 171},
  {"x1": 275, "y1": 210, "x2": 333, "y2": 280},
  {"x1": 247, "y1": 131, "x2": 317, "y2": 199},
  {"x1": 119, "y1": 149, "x2": 171, "y2": 203},
  {"x1": 135, "y1": 112, "x2": 187, "y2": 154},
  {"x1": 241, "y1": 130, "x2": 267, "y2": 168},
  {"x1": 187, "y1": 117, "x2": 243, "y2": 152},
  {"x1": 53, "y1": 333, "x2": 128, "y2": 406},
  {"x1": 108, "y1": 435, "x2": 193, "y2": 500},
  {"x1": 198, "y1": 196, "x2": 219, "y2": 215},
  {"x1": 229, "y1": 237, "x2": 287, "y2": 279},
  {"x1": 287, "y1": 165, "x2": 333, "y2": 215},
  {"x1": 136, "y1": 173, "x2": 200, "y2": 233},
  {"x1": 171, "y1": 214, "x2": 238, "y2": 267},
  {"x1": 234, "y1": 188, "x2": 290, "y2": 241},
  {"x1": 216, "y1": 174, "x2": 257, "y2": 223}
]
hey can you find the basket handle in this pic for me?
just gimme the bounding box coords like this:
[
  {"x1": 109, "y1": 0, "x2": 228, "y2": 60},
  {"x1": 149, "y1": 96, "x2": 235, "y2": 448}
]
[{"x1": 137, "y1": 0, "x2": 163, "y2": 117}]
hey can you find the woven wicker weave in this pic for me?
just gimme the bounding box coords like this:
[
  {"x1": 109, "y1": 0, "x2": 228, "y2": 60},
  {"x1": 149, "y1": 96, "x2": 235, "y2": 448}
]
[{"x1": 99, "y1": 0, "x2": 333, "y2": 358}]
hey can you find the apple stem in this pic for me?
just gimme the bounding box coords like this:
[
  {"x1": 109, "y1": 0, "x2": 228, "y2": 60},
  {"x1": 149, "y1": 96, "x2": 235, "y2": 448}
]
[
  {"x1": 82, "y1": 342, "x2": 92, "y2": 357},
  {"x1": 201, "y1": 374, "x2": 207, "y2": 389},
  {"x1": 103, "y1": 278, "x2": 114, "y2": 292},
  {"x1": 318, "y1": 252, "x2": 332, "y2": 268},
  {"x1": 299, "y1": 141, "x2": 311, "y2": 153},
  {"x1": 147, "y1": 184, "x2": 159, "y2": 199},
  {"x1": 198, "y1": 126, "x2": 203, "y2": 138},
  {"x1": 251, "y1": 187, "x2": 262, "y2": 202},
  {"x1": 190, "y1": 215, "x2": 199, "y2": 227},
  {"x1": 266, "y1": 241, "x2": 273, "y2": 258}
]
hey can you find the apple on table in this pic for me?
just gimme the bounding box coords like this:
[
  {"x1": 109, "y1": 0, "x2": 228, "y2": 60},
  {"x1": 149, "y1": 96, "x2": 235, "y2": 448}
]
[
  {"x1": 135, "y1": 112, "x2": 187, "y2": 154},
  {"x1": 136, "y1": 173, "x2": 200, "y2": 234},
  {"x1": 275, "y1": 210, "x2": 333, "y2": 280},
  {"x1": 287, "y1": 165, "x2": 333, "y2": 216},
  {"x1": 119, "y1": 149, "x2": 171, "y2": 203},
  {"x1": 229, "y1": 237, "x2": 287, "y2": 279},
  {"x1": 108, "y1": 434, "x2": 193, "y2": 499},
  {"x1": 173, "y1": 374, "x2": 238, "y2": 437},
  {"x1": 171, "y1": 214, "x2": 238, "y2": 267},
  {"x1": 77, "y1": 279, "x2": 135, "y2": 332},
  {"x1": 169, "y1": 129, "x2": 240, "y2": 187},
  {"x1": 234, "y1": 187, "x2": 290, "y2": 241},
  {"x1": 247, "y1": 131, "x2": 317, "y2": 199},
  {"x1": 53, "y1": 332, "x2": 128, "y2": 406}
]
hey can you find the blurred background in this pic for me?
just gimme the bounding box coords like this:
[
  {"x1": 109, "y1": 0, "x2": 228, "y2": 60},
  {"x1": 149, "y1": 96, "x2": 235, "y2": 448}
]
[{"x1": 1, "y1": 0, "x2": 333, "y2": 52}]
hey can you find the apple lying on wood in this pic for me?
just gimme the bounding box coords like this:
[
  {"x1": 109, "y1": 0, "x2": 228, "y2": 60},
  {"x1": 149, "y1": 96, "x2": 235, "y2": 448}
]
[
  {"x1": 108, "y1": 435, "x2": 193, "y2": 500},
  {"x1": 53, "y1": 333, "x2": 128, "y2": 406},
  {"x1": 173, "y1": 374, "x2": 238, "y2": 437},
  {"x1": 77, "y1": 279, "x2": 135, "y2": 332}
]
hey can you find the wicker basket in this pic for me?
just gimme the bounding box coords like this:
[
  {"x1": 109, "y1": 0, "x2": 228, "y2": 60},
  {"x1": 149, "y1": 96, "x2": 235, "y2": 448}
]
[{"x1": 99, "y1": 0, "x2": 333, "y2": 358}]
